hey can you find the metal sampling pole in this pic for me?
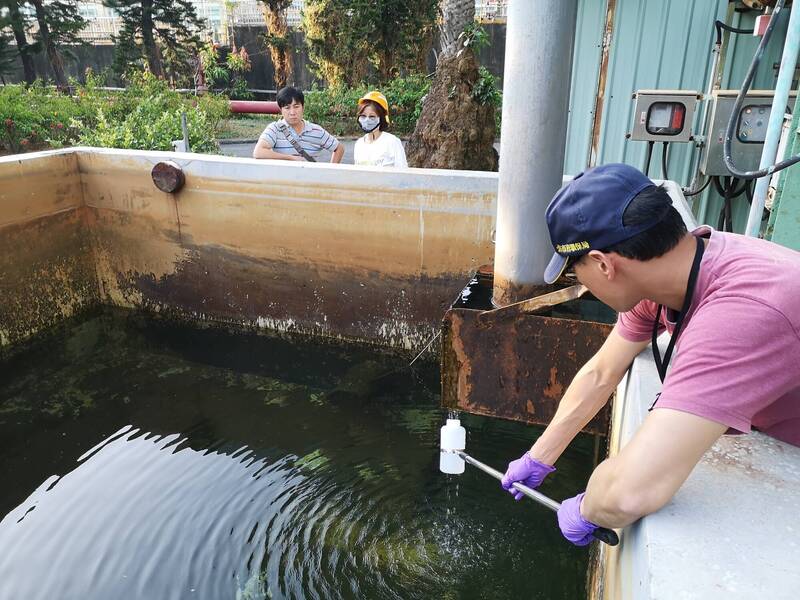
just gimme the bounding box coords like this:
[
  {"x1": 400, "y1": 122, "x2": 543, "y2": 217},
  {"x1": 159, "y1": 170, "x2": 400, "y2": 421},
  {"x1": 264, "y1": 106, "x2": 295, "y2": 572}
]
[{"x1": 453, "y1": 450, "x2": 619, "y2": 546}]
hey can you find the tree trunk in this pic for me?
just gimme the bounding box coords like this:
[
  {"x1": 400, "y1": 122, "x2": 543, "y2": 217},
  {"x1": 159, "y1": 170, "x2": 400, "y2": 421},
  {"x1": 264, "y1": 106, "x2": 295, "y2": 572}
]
[
  {"x1": 377, "y1": 49, "x2": 394, "y2": 81},
  {"x1": 405, "y1": 0, "x2": 497, "y2": 171},
  {"x1": 439, "y1": 0, "x2": 474, "y2": 58},
  {"x1": 405, "y1": 51, "x2": 497, "y2": 171},
  {"x1": 9, "y1": 3, "x2": 36, "y2": 84},
  {"x1": 141, "y1": 0, "x2": 165, "y2": 78},
  {"x1": 30, "y1": 0, "x2": 67, "y2": 89},
  {"x1": 260, "y1": 2, "x2": 293, "y2": 89}
]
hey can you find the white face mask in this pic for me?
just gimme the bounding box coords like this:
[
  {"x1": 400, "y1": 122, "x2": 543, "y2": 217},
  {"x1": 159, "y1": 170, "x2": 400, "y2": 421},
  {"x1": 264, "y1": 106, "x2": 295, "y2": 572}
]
[{"x1": 358, "y1": 115, "x2": 380, "y2": 133}]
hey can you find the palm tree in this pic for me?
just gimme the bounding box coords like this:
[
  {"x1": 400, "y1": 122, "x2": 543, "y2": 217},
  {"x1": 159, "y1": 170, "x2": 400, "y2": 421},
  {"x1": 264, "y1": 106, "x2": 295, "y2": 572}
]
[{"x1": 405, "y1": 0, "x2": 498, "y2": 171}]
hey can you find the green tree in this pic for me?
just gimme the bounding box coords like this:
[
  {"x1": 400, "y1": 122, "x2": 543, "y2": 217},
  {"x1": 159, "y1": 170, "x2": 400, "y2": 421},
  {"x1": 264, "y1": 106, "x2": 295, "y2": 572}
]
[
  {"x1": 103, "y1": 0, "x2": 205, "y2": 80},
  {"x1": 258, "y1": 0, "x2": 293, "y2": 89},
  {"x1": 360, "y1": 0, "x2": 438, "y2": 80},
  {"x1": 28, "y1": 0, "x2": 86, "y2": 89},
  {"x1": 302, "y1": 0, "x2": 437, "y2": 86},
  {"x1": 0, "y1": 31, "x2": 16, "y2": 82},
  {"x1": 0, "y1": 1, "x2": 38, "y2": 84}
]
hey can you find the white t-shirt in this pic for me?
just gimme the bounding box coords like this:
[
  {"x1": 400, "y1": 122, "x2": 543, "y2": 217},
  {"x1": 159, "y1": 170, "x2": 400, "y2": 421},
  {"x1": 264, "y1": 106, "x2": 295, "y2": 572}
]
[{"x1": 353, "y1": 131, "x2": 408, "y2": 168}]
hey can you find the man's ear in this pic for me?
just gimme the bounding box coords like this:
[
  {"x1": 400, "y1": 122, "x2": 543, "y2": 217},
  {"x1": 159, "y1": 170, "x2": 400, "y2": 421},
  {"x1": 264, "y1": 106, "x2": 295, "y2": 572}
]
[{"x1": 585, "y1": 250, "x2": 616, "y2": 281}]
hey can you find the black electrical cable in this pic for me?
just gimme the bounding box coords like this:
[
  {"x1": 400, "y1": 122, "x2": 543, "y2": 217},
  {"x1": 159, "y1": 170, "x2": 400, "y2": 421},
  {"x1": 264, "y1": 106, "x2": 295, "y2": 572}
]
[
  {"x1": 714, "y1": 19, "x2": 754, "y2": 46},
  {"x1": 714, "y1": 174, "x2": 751, "y2": 231},
  {"x1": 683, "y1": 176, "x2": 713, "y2": 197},
  {"x1": 723, "y1": 0, "x2": 800, "y2": 179},
  {"x1": 726, "y1": 179, "x2": 735, "y2": 232},
  {"x1": 661, "y1": 142, "x2": 670, "y2": 180},
  {"x1": 714, "y1": 177, "x2": 735, "y2": 231},
  {"x1": 712, "y1": 175, "x2": 748, "y2": 198},
  {"x1": 644, "y1": 141, "x2": 655, "y2": 176}
]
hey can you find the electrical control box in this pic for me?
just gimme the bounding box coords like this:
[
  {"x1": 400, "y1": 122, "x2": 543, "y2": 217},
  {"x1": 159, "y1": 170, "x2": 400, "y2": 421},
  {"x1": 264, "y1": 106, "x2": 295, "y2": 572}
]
[
  {"x1": 628, "y1": 90, "x2": 701, "y2": 143},
  {"x1": 700, "y1": 90, "x2": 798, "y2": 176}
]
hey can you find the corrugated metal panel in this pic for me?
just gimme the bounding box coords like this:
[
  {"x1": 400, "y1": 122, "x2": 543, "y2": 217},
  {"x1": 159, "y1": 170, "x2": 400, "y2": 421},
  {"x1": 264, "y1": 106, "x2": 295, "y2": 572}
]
[
  {"x1": 564, "y1": 0, "x2": 606, "y2": 172},
  {"x1": 565, "y1": 0, "x2": 790, "y2": 232},
  {"x1": 593, "y1": 0, "x2": 723, "y2": 177}
]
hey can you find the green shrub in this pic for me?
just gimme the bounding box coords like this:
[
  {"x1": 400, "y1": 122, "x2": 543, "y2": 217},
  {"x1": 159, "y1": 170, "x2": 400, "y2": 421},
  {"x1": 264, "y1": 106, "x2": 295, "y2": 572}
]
[
  {"x1": 303, "y1": 75, "x2": 430, "y2": 138},
  {"x1": 0, "y1": 70, "x2": 231, "y2": 154},
  {"x1": 0, "y1": 82, "x2": 90, "y2": 153},
  {"x1": 383, "y1": 74, "x2": 431, "y2": 136}
]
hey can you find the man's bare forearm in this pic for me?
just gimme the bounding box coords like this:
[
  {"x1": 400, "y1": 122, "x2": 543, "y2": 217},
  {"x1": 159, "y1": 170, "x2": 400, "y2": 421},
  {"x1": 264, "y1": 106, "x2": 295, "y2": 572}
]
[
  {"x1": 529, "y1": 329, "x2": 647, "y2": 466},
  {"x1": 529, "y1": 364, "x2": 617, "y2": 465},
  {"x1": 252, "y1": 142, "x2": 300, "y2": 161}
]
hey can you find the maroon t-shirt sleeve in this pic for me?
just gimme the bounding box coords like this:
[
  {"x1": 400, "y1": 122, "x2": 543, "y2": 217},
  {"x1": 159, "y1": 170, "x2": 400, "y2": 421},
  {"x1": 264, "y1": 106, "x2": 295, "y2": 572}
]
[
  {"x1": 615, "y1": 299, "x2": 661, "y2": 342},
  {"x1": 656, "y1": 296, "x2": 800, "y2": 433}
]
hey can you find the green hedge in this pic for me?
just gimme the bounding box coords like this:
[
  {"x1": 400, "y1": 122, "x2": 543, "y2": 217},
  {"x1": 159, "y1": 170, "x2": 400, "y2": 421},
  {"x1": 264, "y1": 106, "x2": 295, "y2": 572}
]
[
  {"x1": 1, "y1": 82, "x2": 92, "y2": 153},
  {"x1": 1, "y1": 71, "x2": 230, "y2": 155}
]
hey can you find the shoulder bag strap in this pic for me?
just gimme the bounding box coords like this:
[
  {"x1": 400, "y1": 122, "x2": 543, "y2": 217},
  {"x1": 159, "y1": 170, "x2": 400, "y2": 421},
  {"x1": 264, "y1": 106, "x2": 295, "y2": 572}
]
[{"x1": 277, "y1": 122, "x2": 317, "y2": 163}]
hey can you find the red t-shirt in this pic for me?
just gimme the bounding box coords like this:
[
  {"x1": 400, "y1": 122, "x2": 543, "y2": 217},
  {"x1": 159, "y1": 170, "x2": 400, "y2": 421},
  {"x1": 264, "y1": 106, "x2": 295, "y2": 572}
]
[{"x1": 615, "y1": 226, "x2": 800, "y2": 447}]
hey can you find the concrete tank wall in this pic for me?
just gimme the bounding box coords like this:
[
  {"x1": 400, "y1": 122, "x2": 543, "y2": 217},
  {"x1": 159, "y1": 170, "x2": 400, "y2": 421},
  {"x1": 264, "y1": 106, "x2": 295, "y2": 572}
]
[
  {"x1": 0, "y1": 151, "x2": 98, "y2": 351},
  {"x1": 35, "y1": 148, "x2": 498, "y2": 351}
]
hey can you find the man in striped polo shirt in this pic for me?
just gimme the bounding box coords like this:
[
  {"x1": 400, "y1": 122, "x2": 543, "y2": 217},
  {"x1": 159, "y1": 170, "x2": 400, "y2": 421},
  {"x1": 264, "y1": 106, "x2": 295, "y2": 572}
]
[{"x1": 253, "y1": 86, "x2": 344, "y2": 163}]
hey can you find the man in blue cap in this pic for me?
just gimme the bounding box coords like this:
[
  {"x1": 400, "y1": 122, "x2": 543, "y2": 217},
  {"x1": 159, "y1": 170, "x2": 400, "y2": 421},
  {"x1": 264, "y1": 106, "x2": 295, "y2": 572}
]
[{"x1": 500, "y1": 163, "x2": 800, "y2": 545}]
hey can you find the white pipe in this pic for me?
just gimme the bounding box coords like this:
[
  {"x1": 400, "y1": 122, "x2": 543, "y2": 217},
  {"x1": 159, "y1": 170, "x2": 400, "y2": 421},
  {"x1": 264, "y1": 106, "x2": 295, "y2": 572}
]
[
  {"x1": 492, "y1": 0, "x2": 578, "y2": 306},
  {"x1": 746, "y1": 6, "x2": 800, "y2": 237}
]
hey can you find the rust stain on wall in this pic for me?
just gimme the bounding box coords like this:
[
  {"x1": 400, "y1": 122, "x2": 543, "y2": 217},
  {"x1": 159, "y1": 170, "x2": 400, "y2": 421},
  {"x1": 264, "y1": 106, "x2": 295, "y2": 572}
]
[
  {"x1": 75, "y1": 153, "x2": 496, "y2": 349},
  {"x1": 79, "y1": 155, "x2": 495, "y2": 279},
  {"x1": 442, "y1": 307, "x2": 612, "y2": 434},
  {"x1": 543, "y1": 366, "x2": 565, "y2": 400},
  {"x1": 0, "y1": 153, "x2": 96, "y2": 352},
  {"x1": 491, "y1": 270, "x2": 553, "y2": 307},
  {"x1": 0, "y1": 209, "x2": 97, "y2": 352},
  {"x1": 2, "y1": 150, "x2": 497, "y2": 354}
]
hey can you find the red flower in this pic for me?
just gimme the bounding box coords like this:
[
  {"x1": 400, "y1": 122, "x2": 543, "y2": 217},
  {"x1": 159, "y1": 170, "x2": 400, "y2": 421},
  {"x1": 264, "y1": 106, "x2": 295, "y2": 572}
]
[
  {"x1": 4, "y1": 118, "x2": 13, "y2": 128},
  {"x1": 56, "y1": 123, "x2": 64, "y2": 130},
  {"x1": 20, "y1": 139, "x2": 29, "y2": 146}
]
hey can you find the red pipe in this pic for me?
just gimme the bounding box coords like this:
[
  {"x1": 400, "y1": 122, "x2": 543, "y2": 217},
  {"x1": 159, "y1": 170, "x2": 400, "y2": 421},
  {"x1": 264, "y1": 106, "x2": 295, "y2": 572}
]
[{"x1": 229, "y1": 100, "x2": 280, "y2": 114}]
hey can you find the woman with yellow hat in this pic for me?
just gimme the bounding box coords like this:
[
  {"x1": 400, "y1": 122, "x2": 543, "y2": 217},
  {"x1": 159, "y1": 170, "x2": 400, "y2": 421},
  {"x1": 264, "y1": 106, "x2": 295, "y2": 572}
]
[{"x1": 353, "y1": 91, "x2": 408, "y2": 168}]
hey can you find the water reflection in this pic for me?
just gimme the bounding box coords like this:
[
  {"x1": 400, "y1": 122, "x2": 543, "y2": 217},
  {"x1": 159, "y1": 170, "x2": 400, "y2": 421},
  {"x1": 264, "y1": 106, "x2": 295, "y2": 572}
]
[{"x1": 0, "y1": 310, "x2": 593, "y2": 599}]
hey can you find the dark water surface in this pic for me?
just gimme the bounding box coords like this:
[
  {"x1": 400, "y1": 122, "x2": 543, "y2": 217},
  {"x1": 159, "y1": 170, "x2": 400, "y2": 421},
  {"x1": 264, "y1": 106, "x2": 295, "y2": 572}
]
[{"x1": 0, "y1": 309, "x2": 594, "y2": 600}]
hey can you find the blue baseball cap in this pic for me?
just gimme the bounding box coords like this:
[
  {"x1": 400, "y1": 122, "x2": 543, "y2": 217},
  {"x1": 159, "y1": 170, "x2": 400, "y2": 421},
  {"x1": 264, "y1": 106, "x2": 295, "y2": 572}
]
[{"x1": 543, "y1": 163, "x2": 667, "y2": 284}]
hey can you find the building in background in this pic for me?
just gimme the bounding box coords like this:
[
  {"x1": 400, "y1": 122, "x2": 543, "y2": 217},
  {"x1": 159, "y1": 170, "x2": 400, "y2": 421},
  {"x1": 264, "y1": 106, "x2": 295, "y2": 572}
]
[{"x1": 476, "y1": 0, "x2": 508, "y2": 22}]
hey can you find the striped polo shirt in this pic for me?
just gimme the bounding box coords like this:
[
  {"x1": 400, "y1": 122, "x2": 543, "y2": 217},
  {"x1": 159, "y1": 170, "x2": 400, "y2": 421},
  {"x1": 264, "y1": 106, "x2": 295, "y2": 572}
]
[{"x1": 259, "y1": 119, "x2": 340, "y2": 158}]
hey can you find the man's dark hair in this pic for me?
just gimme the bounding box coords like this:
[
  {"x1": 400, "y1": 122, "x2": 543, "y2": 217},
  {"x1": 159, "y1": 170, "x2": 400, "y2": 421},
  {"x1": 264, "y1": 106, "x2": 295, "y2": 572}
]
[
  {"x1": 358, "y1": 100, "x2": 389, "y2": 131},
  {"x1": 276, "y1": 86, "x2": 304, "y2": 108},
  {"x1": 600, "y1": 185, "x2": 687, "y2": 261}
]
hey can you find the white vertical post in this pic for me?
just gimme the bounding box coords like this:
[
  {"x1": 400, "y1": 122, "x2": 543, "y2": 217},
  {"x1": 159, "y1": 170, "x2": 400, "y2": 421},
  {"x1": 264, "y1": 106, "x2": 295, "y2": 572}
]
[
  {"x1": 492, "y1": 0, "x2": 579, "y2": 306},
  {"x1": 746, "y1": 5, "x2": 800, "y2": 237}
]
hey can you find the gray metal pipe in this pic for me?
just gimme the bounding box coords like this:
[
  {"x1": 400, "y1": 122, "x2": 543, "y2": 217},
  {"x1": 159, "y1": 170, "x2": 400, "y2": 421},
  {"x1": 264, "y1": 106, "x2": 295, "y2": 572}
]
[
  {"x1": 492, "y1": 0, "x2": 578, "y2": 306},
  {"x1": 746, "y1": 6, "x2": 800, "y2": 237}
]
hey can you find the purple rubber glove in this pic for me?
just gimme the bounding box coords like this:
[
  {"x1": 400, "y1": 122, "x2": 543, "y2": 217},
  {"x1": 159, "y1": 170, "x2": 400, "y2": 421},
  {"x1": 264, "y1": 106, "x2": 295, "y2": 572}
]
[
  {"x1": 500, "y1": 451, "x2": 556, "y2": 500},
  {"x1": 557, "y1": 492, "x2": 598, "y2": 546}
]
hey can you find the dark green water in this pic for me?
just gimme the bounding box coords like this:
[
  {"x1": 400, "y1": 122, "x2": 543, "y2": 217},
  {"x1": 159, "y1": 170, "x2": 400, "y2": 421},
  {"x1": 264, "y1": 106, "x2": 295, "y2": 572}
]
[{"x1": 0, "y1": 309, "x2": 595, "y2": 600}]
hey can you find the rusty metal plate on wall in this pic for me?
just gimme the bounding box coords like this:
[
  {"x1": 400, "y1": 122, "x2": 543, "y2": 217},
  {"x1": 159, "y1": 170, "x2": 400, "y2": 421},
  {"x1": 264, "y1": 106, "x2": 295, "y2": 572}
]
[{"x1": 441, "y1": 307, "x2": 613, "y2": 435}]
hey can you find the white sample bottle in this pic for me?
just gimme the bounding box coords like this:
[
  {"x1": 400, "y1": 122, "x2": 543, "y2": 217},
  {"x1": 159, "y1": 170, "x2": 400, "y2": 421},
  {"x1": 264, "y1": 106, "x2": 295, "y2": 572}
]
[{"x1": 439, "y1": 418, "x2": 466, "y2": 474}]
